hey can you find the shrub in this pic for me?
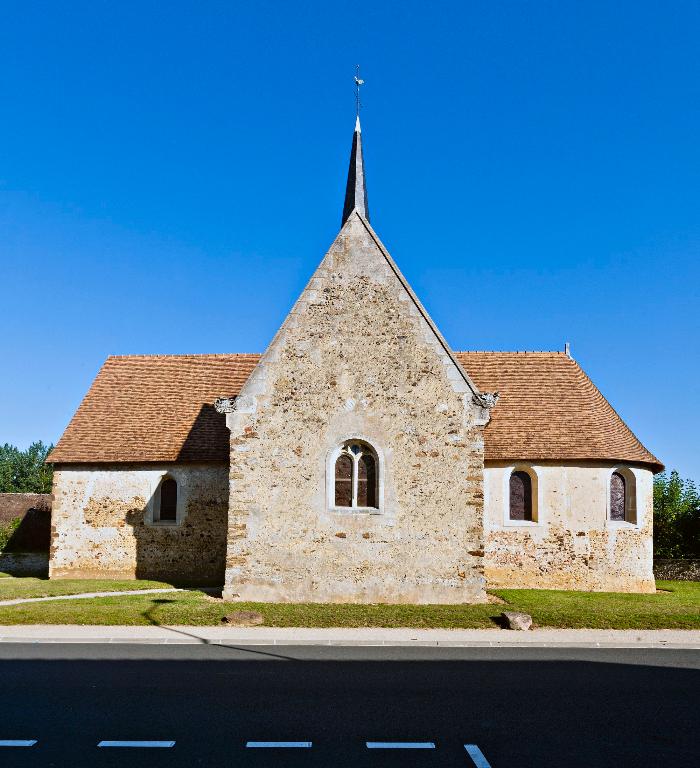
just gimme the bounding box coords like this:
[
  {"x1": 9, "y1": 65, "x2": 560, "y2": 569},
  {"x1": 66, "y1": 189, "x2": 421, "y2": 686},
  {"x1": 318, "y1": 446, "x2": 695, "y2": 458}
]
[
  {"x1": 0, "y1": 518, "x2": 22, "y2": 552},
  {"x1": 0, "y1": 442, "x2": 53, "y2": 494},
  {"x1": 654, "y1": 471, "x2": 700, "y2": 558}
]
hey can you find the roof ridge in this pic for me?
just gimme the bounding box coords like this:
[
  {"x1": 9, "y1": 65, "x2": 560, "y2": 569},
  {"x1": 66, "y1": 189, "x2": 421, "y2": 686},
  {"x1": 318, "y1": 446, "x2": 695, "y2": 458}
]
[
  {"x1": 107, "y1": 351, "x2": 572, "y2": 358},
  {"x1": 456, "y1": 350, "x2": 568, "y2": 355},
  {"x1": 107, "y1": 353, "x2": 261, "y2": 359}
]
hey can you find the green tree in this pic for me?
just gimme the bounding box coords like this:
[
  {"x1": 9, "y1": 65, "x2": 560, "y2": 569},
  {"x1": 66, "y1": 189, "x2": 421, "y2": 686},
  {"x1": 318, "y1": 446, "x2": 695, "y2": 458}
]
[
  {"x1": 653, "y1": 470, "x2": 700, "y2": 558},
  {"x1": 0, "y1": 442, "x2": 54, "y2": 494}
]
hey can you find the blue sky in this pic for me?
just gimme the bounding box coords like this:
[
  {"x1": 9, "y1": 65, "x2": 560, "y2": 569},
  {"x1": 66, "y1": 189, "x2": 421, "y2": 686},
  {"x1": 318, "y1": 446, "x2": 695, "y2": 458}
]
[{"x1": 1, "y1": 1, "x2": 698, "y2": 479}]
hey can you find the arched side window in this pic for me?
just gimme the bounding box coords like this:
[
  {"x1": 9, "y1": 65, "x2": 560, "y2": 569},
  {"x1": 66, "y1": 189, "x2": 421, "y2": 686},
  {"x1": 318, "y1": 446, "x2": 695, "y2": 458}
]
[
  {"x1": 609, "y1": 471, "x2": 626, "y2": 522},
  {"x1": 333, "y1": 441, "x2": 379, "y2": 510},
  {"x1": 609, "y1": 468, "x2": 636, "y2": 524},
  {"x1": 509, "y1": 470, "x2": 533, "y2": 521},
  {"x1": 157, "y1": 477, "x2": 178, "y2": 522}
]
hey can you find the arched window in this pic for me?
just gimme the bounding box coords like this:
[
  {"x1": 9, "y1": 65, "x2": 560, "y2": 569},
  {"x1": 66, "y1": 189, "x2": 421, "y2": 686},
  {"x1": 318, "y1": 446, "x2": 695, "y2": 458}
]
[
  {"x1": 509, "y1": 470, "x2": 533, "y2": 521},
  {"x1": 333, "y1": 441, "x2": 379, "y2": 510},
  {"x1": 157, "y1": 477, "x2": 177, "y2": 522},
  {"x1": 610, "y1": 471, "x2": 626, "y2": 522}
]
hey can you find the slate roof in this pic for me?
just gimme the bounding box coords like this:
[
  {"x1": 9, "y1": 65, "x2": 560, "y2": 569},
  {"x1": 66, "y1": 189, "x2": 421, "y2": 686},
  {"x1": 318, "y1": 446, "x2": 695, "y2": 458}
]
[{"x1": 47, "y1": 352, "x2": 662, "y2": 471}]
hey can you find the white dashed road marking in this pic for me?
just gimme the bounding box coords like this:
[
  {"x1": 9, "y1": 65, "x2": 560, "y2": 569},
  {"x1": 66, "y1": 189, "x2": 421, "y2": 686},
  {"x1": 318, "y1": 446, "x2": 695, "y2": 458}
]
[
  {"x1": 97, "y1": 741, "x2": 175, "y2": 748},
  {"x1": 246, "y1": 741, "x2": 312, "y2": 748},
  {"x1": 464, "y1": 744, "x2": 492, "y2": 767},
  {"x1": 0, "y1": 740, "x2": 37, "y2": 747},
  {"x1": 366, "y1": 742, "x2": 436, "y2": 749}
]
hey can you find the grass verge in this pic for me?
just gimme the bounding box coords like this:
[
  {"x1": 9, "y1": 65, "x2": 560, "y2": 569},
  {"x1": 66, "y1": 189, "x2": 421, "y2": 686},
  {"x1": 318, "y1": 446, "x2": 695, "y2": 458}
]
[
  {"x1": 0, "y1": 579, "x2": 696, "y2": 628},
  {"x1": 0, "y1": 577, "x2": 174, "y2": 601}
]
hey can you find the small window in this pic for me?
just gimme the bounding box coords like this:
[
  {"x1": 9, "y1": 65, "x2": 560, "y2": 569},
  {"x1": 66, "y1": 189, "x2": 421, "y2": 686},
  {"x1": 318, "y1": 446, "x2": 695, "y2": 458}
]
[
  {"x1": 510, "y1": 471, "x2": 533, "y2": 521},
  {"x1": 333, "y1": 441, "x2": 379, "y2": 510},
  {"x1": 157, "y1": 478, "x2": 177, "y2": 522},
  {"x1": 610, "y1": 471, "x2": 626, "y2": 522}
]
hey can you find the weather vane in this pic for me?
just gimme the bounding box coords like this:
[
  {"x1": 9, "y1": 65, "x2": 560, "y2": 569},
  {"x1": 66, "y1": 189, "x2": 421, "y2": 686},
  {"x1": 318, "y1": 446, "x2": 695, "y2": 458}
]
[{"x1": 354, "y1": 65, "x2": 364, "y2": 117}]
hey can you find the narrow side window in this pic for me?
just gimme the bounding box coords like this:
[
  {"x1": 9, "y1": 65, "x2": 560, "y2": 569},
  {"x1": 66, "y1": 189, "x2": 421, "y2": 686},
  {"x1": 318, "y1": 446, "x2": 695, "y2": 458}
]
[
  {"x1": 509, "y1": 471, "x2": 533, "y2": 521},
  {"x1": 158, "y1": 478, "x2": 177, "y2": 522},
  {"x1": 610, "y1": 471, "x2": 626, "y2": 522}
]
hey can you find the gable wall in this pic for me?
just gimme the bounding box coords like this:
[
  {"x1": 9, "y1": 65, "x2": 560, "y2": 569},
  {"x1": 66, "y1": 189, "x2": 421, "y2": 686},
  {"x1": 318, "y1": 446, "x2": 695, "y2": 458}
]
[{"x1": 223, "y1": 215, "x2": 488, "y2": 603}]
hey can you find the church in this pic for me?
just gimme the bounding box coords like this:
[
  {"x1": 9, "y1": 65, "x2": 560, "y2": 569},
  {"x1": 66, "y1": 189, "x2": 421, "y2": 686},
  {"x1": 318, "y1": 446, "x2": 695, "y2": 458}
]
[{"x1": 47, "y1": 115, "x2": 662, "y2": 602}]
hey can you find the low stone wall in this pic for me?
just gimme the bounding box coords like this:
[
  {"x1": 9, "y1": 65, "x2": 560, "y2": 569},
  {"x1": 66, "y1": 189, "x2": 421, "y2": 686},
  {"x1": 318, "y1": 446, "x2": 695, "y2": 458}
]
[
  {"x1": 653, "y1": 559, "x2": 700, "y2": 582},
  {"x1": 0, "y1": 492, "x2": 51, "y2": 523},
  {"x1": 0, "y1": 552, "x2": 49, "y2": 577},
  {"x1": 0, "y1": 493, "x2": 52, "y2": 553}
]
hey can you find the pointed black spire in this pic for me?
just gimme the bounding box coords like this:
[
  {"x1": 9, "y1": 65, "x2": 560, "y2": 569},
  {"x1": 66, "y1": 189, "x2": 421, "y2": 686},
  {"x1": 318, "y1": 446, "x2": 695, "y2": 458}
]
[{"x1": 341, "y1": 116, "x2": 369, "y2": 226}]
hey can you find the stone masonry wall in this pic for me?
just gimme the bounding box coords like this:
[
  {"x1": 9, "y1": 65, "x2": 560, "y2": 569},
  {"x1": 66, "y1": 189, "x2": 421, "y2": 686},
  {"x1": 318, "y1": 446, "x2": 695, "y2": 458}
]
[
  {"x1": 0, "y1": 492, "x2": 51, "y2": 525},
  {"x1": 0, "y1": 493, "x2": 52, "y2": 552},
  {"x1": 654, "y1": 559, "x2": 700, "y2": 582},
  {"x1": 483, "y1": 463, "x2": 655, "y2": 592},
  {"x1": 49, "y1": 464, "x2": 228, "y2": 585},
  {"x1": 223, "y1": 213, "x2": 488, "y2": 603}
]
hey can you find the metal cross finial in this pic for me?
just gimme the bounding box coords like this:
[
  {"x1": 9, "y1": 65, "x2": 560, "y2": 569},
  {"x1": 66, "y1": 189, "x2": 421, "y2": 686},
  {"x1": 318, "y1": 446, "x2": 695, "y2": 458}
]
[{"x1": 354, "y1": 65, "x2": 365, "y2": 117}]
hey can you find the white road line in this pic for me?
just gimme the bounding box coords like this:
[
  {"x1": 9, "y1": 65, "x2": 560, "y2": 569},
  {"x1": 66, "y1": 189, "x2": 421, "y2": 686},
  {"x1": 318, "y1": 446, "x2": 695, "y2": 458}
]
[
  {"x1": 246, "y1": 741, "x2": 312, "y2": 748},
  {"x1": 0, "y1": 740, "x2": 37, "y2": 747},
  {"x1": 97, "y1": 741, "x2": 175, "y2": 748},
  {"x1": 366, "y1": 742, "x2": 436, "y2": 749},
  {"x1": 464, "y1": 744, "x2": 492, "y2": 767}
]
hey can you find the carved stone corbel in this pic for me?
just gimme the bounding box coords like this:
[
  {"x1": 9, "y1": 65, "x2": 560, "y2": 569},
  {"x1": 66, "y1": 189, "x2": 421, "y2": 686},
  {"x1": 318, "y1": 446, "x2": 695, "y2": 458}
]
[
  {"x1": 472, "y1": 391, "x2": 500, "y2": 409},
  {"x1": 214, "y1": 397, "x2": 237, "y2": 414}
]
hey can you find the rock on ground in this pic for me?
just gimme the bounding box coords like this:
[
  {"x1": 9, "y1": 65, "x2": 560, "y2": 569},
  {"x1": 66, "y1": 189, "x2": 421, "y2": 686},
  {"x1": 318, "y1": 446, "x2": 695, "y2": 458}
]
[
  {"x1": 221, "y1": 610, "x2": 264, "y2": 627},
  {"x1": 501, "y1": 611, "x2": 533, "y2": 630}
]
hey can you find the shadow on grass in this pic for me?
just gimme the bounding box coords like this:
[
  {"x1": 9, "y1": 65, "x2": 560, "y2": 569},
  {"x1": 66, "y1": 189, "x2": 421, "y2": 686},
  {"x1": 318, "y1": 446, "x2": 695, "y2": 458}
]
[{"x1": 140, "y1": 597, "x2": 296, "y2": 660}]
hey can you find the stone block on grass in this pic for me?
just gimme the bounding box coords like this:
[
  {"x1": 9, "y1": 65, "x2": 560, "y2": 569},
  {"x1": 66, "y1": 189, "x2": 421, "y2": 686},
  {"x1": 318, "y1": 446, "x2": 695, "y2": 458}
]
[
  {"x1": 501, "y1": 611, "x2": 533, "y2": 630},
  {"x1": 221, "y1": 610, "x2": 264, "y2": 627}
]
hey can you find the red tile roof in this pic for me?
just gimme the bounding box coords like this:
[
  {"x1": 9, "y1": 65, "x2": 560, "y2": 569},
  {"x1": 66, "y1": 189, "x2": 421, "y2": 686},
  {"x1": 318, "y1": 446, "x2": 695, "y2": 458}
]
[
  {"x1": 456, "y1": 352, "x2": 661, "y2": 471},
  {"x1": 48, "y1": 355, "x2": 258, "y2": 464},
  {"x1": 48, "y1": 352, "x2": 662, "y2": 471}
]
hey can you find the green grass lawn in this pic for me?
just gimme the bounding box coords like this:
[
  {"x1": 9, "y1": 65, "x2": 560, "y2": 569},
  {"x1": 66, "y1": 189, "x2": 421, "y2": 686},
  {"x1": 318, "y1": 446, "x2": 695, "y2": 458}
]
[
  {"x1": 494, "y1": 580, "x2": 700, "y2": 629},
  {"x1": 0, "y1": 578, "x2": 696, "y2": 628},
  {"x1": 0, "y1": 577, "x2": 174, "y2": 601}
]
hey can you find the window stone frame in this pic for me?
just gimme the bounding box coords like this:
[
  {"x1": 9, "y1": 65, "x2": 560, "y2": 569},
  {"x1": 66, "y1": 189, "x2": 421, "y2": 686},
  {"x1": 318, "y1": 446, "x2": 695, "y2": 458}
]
[
  {"x1": 503, "y1": 464, "x2": 541, "y2": 527},
  {"x1": 606, "y1": 465, "x2": 638, "y2": 527},
  {"x1": 146, "y1": 471, "x2": 187, "y2": 527},
  {"x1": 326, "y1": 436, "x2": 384, "y2": 515}
]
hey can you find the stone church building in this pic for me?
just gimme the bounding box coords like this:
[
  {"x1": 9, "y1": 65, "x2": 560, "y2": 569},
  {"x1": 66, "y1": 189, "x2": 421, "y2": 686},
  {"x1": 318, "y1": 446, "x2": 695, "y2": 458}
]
[{"x1": 48, "y1": 117, "x2": 662, "y2": 602}]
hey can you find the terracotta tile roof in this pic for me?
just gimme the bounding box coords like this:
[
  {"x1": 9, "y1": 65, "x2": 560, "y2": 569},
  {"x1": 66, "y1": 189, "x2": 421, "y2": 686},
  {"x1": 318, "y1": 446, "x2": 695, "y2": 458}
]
[
  {"x1": 48, "y1": 351, "x2": 662, "y2": 471},
  {"x1": 48, "y1": 355, "x2": 259, "y2": 464},
  {"x1": 456, "y1": 352, "x2": 662, "y2": 471}
]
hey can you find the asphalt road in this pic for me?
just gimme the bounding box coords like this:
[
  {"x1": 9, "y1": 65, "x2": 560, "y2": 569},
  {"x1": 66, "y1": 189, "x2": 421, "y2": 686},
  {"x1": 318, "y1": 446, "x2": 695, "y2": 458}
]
[{"x1": 0, "y1": 644, "x2": 697, "y2": 767}]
